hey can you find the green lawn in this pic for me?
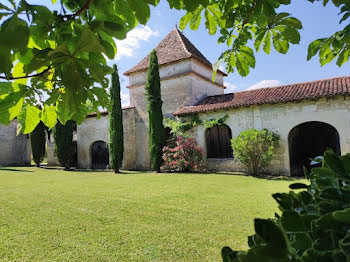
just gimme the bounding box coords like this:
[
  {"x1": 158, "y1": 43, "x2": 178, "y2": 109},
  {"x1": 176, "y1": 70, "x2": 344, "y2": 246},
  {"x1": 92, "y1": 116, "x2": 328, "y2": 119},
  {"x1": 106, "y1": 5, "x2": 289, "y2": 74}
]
[{"x1": 0, "y1": 167, "x2": 298, "y2": 261}]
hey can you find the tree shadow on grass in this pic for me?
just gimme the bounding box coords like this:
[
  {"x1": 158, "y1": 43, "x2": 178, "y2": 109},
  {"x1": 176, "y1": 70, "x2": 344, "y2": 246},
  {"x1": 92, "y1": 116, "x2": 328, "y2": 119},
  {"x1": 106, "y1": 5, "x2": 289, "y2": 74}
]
[{"x1": 0, "y1": 167, "x2": 33, "y2": 172}]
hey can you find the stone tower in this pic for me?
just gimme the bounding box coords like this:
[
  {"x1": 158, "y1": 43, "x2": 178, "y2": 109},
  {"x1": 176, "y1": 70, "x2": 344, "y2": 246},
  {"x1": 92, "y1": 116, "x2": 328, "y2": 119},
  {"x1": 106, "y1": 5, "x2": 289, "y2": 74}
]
[{"x1": 123, "y1": 28, "x2": 226, "y2": 169}]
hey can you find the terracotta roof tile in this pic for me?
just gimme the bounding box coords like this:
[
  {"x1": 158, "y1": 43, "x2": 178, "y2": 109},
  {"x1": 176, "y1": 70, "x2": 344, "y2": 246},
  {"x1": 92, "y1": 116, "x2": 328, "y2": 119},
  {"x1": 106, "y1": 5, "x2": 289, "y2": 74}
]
[
  {"x1": 174, "y1": 76, "x2": 350, "y2": 116},
  {"x1": 124, "y1": 28, "x2": 226, "y2": 76}
]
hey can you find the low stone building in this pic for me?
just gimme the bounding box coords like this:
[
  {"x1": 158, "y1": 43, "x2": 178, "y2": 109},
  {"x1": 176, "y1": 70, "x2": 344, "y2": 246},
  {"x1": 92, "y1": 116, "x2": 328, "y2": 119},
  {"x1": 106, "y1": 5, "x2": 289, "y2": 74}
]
[
  {"x1": 0, "y1": 120, "x2": 31, "y2": 166},
  {"x1": 54, "y1": 28, "x2": 350, "y2": 176}
]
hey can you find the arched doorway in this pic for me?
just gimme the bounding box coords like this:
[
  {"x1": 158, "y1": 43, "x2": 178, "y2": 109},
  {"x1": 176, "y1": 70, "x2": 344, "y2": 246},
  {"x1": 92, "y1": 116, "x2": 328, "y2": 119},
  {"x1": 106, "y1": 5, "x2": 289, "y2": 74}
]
[
  {"x1": 206, "y1": 124, "x2": 233, "y2": 159},
  {"x1": 91, "y1": 141, "x2": 109, "y2": 169},
  {"x1": 288, "y1": 121, "x2": 340, "y2": 177}
]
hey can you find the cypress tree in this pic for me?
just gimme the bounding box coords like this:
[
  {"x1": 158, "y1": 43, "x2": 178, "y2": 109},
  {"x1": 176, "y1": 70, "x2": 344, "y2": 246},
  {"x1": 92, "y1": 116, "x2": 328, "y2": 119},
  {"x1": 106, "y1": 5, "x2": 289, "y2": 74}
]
[
  {"x1": 109, "y1": 64, "x2": 124, "y2": 173},
  {"x1": 30, "y1": 121, "x2": 46, "y2": 167},
  {"x1": 145, "y1": 50, "x2": 165, "y2": 172},
  {"x1": 54, "y1": 120, "x2": 73, "y2": 171}
]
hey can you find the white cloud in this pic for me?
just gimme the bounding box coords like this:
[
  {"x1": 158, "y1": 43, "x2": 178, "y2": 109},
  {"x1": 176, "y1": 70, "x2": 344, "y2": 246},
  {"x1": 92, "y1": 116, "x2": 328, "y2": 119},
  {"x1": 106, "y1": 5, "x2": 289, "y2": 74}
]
[
  {"x1": 224, "y1": 82, "x2": 238, "y2": 93},
  {"x1": 121, "y1": 91, "x2": 130, "y2": 107},
  {"x1": 114, "y1": 26, "x2": 159, "y2": 60},
  {"x1": 247, "y1": 80, "x2": 281, "y2": 91}
]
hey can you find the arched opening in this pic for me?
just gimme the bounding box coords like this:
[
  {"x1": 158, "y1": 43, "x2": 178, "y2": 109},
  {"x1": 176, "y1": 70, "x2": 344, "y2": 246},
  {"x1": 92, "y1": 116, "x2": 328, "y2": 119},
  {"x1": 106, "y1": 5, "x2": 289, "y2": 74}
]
[
  {"x1": 91, "y1": 141, "x2": 109, "y2": 169},
  {"x1": 288, "y1": 121, "x2": 340, "y2": 177},
  {"x1": 206, "y1": 124, "x2": 233, "y2": 159}
]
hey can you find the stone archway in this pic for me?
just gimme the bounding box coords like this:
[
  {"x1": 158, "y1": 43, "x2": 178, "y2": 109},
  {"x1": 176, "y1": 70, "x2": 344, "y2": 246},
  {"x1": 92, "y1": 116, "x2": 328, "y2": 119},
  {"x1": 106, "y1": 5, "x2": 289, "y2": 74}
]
[
  {"x1": 91, "y1": 141, "x2": 109, "y2": 169},
  {"x1": 205, "y1": 124, "x2": 233, "y2": 159},
  {"x1": 288, "y1": 121, "x2": 340, "y2": 177}
]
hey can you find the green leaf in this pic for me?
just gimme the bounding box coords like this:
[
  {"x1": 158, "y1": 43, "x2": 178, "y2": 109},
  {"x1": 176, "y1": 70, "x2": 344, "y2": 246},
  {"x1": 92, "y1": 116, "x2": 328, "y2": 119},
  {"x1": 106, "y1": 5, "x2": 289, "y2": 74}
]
[
  {"x1": 0, "y1": 48, "x2": 12, "y2": 75},
  {"x1": 254, "y1": 219, "x2": 288, "y2": 249},
  {"x1": 254, "y1": 31, "x2": 266, "y2": 52},
  {"x1": 17, "y1": 105, "x2": 41, "y2": 134},
  {"x1": 205, "y1": 9, "x2": 216, "y2": 35},
  {"x1": 189, "y1": 7, "x2": 203, "y2": 30},
  {"x1": 278, "y1": 17, "x2": 302, "y2": 29},
  {"x1": 273, "y1": 33, "x2": 289, "y2": 54},
  {"x1": 279, "y1": 27, "x2": 300, "y2": 44},
  {"x1": 179, "y1": 12, "x2": 192, "y2": 30},
  {"x1": 324, "y1": 150, "x2": 347, "y2": 177},
  {"x1": 127, "y1": 0, "x2": 150, "y2": 25},
  {"x1": 57, "y1": 91, "x2": 75, "y2": 125},
  {"x1": 12, "y1": 61, "x2": 27, "y2": 85},
  {"x1": 0, "y1": 16, "x2": 29, "y2": 50},
  {"x1": 263, "y1": 30, "x2": 271, "y2": 54},
  {"x1": 281, "y1": 211, "x2": 315, "y2": 232},
  {"x1": 0, "y1": 85, "x2": 26, "y2": 125},
  {"x1": 336, "y1": 49, "x2": 349, "y2": 67},
  {"x1": 41, "y1": 105, "x2": 57, "y2": 129},
  {"x1": 307, "y1": 38, "x2": 325, "y2": 60},
  {"x1": 114, "y1": 0, "x2": 137, "y2": 29},
  {"x1": 333, "y1": 208, "x2": 350, "y2": 224},
  {"x1": 75, "y1": 28, "x2": 106, "y2": 55}
]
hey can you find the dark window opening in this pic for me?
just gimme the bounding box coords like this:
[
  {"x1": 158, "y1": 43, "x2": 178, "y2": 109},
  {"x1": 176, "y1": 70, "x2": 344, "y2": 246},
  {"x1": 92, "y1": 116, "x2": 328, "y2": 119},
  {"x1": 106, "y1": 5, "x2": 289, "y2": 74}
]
[
  {"x1": 91, "y1": 141, "x2": 109, "y2": 169},
  {"x1": 206, "y1": 125, "x2": 233, "y2": 159},
  {"x1": 164, "y1": 127, "x2": 172, "y2": 142},
  {"x1": 288, "y1": 121, "x2": 340, "y2": 177}
]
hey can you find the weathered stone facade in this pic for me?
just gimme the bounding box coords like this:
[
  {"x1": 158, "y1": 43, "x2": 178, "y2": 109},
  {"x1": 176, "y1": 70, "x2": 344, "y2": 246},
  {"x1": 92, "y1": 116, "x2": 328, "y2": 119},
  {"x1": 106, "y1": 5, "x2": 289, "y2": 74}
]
[
  {"x1": 75, "y1": 58, "x2": 225, "y2": 169},
  {"x1": 77, "y1": 107, "x2": 137, "y2": 169},
  {"x1": 0, "y1": 120, "x2": 31, "y2": 166},
  {"x1": 186, "y1": 96, "x2": 350, "y2": 176},
  {"x1": 44, "y1": 28, "x2": 350, "y2": 176}
]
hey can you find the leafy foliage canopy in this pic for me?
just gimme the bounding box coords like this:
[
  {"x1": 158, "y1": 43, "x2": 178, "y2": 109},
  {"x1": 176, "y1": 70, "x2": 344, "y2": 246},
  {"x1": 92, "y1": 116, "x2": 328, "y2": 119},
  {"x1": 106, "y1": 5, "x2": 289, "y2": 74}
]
[
  {"x1": 0, "y1": 0, "x2": 349, "y2": 132},
  {"x1": 222, "y1": 150, "x2": 350, "y2": 262}
]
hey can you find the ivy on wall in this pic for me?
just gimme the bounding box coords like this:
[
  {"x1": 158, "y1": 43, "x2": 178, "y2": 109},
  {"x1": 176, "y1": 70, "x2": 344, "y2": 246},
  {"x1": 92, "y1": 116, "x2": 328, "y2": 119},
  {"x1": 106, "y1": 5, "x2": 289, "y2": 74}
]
[
  {"x1": 164, "y1": 114, "x2": 229, "y2": 136},
  {"x1": 203, "y1": 115, "x2": 229, "y2": 129}
]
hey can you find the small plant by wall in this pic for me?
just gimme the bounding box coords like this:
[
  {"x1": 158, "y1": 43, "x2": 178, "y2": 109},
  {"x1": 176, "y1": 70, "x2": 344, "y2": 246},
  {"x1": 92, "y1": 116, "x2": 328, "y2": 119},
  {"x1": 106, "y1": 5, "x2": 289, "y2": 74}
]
[
  {"x1": 161, "y1": 136, "x2": 204, "y2": 172},
  {"x1": 231, "y1": 129, "x2": 280, "y2": 175}
]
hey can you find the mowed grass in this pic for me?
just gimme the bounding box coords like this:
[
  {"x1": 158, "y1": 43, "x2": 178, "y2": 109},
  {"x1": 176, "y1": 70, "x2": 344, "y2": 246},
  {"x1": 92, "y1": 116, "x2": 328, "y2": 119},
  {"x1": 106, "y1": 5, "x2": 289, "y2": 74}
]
[{"x1": 0, "y1": 167, "x2": 298, "y2": 261}]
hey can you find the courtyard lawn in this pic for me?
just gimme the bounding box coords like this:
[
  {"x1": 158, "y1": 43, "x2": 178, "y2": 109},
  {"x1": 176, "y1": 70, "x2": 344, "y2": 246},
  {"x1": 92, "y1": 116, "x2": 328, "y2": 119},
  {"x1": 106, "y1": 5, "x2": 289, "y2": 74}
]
[{"x1": 0, "y1": 167, "x2": 299, "y2": 261}]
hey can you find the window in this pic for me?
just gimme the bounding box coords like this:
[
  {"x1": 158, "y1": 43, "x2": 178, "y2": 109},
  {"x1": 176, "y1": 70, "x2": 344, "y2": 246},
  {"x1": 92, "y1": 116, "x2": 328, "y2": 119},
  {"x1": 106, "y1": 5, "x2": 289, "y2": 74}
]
[{"x1": 206, "y1": 125, "x2": 233, "y2": 159}]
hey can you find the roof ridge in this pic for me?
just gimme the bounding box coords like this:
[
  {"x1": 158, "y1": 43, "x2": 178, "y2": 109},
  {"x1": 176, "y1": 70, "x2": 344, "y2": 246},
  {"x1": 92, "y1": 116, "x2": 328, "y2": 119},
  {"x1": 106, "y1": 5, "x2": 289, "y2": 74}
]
[
  {"x1": 174, "y1": 28, "x2": 192, "y2": 57},
  {"x1": 174, "y1": 75, "x2": 350, "y2": 116},
  {"x1": 232, "y1": 75, "x2": 350, "y2": 95}
]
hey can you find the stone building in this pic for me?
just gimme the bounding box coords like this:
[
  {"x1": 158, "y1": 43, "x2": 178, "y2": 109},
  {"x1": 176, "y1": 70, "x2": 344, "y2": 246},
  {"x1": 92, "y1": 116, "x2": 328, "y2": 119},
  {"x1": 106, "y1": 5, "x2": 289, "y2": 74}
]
[
  {"x1": 0, "y1": 120, "x2": 31, "y2": 166},
  {"x1": 56, "y1": 28, "x2": 350, "y2": 176}
]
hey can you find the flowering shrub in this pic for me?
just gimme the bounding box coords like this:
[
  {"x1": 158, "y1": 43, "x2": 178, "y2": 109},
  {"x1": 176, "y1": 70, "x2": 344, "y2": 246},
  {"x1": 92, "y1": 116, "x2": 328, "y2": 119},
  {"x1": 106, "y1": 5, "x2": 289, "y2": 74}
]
[{"x1": 162, "y1": 136, "x2": 204, "y2": 172}]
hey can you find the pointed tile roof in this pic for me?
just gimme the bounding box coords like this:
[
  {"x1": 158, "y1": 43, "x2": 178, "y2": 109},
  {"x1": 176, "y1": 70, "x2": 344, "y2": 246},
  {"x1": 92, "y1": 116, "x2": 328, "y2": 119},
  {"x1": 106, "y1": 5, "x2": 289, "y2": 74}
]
[
  {"x1": 174, "y1": 76, "x2": 350, "y2": 116},
  {"x1": 124, "y1": 28, "x2": 227, "y2": 76}
]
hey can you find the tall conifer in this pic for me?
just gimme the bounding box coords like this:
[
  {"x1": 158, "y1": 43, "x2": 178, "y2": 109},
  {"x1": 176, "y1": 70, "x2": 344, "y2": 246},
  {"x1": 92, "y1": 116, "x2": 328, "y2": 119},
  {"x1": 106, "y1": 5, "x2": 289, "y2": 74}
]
[
  {"x1": 109, "y1": 65, "x2": 124, "y2": 173},
  {"x1": 30, "y1": 121, "x2": 46, "y2": 167},
  {"x1": 145, "y1": 50, "x2": 165, "y2": 172},
  {"x1": 54, "y1": 120, "x2": 73, "y2": 171}
]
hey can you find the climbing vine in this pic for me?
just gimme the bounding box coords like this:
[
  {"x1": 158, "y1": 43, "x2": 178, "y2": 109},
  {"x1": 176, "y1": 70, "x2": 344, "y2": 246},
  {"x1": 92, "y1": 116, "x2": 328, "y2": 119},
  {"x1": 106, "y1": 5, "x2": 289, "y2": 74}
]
[
  {"x1": 164, "y1": 114, "x2": 201, "y2": 137},
  {"x1": 165, "y1": 114, "x2": 230, "y2": 136},
  {"x1": 203, "y1": 115, "x2": 229, "y2": 129}
]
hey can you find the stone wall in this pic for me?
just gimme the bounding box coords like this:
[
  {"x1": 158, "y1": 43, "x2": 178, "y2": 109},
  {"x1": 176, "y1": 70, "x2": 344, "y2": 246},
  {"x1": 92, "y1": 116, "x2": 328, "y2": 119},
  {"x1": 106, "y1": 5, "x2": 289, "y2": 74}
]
[
  {"x1": 0, "y1": 120, "x2": 31, "y2": 166},
  {"x1": 187, "y1": 96, "x2": 350, "y2": 176},
  {"x1": 77, "y1": 107, "x2": 136, "y2": 169}
]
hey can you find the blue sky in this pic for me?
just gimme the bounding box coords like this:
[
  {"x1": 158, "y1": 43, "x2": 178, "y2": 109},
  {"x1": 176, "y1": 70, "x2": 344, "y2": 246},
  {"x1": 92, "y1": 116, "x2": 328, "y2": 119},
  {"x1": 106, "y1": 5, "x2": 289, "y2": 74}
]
[
  {"x1": 25, "y1": 1, "x2": 350, "y2": 106},
  {"x1": 111, "y1": 1, "x2": 350, "y2": 106}
]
